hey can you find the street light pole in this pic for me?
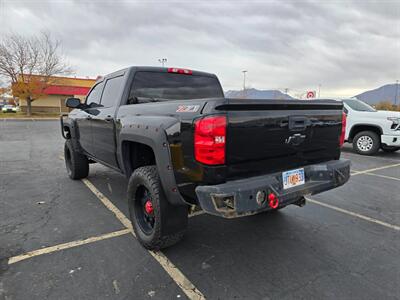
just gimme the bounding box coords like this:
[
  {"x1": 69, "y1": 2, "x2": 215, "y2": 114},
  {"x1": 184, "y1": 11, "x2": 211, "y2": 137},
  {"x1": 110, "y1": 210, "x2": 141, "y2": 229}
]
[
  {"x1": 395, "y1": 80, "x2": 399, "y2": 106},
  {"x1": 242, "y1": 70, "x2": 247, "y2": 98},
  {"x1": 158, "y1": 58, "x2": 167, "y2": 67},
  {"x1": 318, "y1": 84, "x2": 321, "y2": 98}
]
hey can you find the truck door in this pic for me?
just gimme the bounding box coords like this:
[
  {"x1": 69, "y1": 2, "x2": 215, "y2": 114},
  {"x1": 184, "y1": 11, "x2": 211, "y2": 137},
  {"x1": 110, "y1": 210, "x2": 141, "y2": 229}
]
[
  {"x1": 75, "y1": 81, "x2": 104, "y2": 156},
  {"x1": 91, "y1": 75, "x2": 124, "y2": 168}
]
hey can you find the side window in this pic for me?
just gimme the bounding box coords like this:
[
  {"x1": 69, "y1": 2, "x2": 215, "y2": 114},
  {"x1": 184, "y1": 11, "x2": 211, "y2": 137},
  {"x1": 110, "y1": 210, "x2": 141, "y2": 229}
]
[
  {"x1": 343, "y1": 107, "x2": 348, "y2": 114},
  {"x1": 86, "y1": 82, "x2": 104, "y2": 106},
  {"x1": 100, "y1": 76, "x2": 124, "y2": 108}
]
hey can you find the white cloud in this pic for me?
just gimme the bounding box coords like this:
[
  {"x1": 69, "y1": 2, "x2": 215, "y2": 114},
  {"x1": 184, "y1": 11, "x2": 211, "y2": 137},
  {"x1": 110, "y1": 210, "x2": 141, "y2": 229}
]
[{"x1": 1, "y1": 0, "x2": 399, "y2": 97}]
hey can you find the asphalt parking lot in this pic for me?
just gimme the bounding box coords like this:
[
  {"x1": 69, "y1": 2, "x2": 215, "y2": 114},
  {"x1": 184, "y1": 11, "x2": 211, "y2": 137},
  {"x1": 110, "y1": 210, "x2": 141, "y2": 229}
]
[{"x1": 1, "y1": 120, "x2": 399, "y2": 300}]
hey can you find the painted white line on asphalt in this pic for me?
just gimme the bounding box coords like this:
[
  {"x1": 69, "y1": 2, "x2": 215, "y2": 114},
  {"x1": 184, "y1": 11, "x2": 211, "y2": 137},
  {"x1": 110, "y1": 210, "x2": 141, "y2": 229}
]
[
  {"x1": 306, "y1": 198, "x2": 400, "y2": 231},
  {"x1": 363, "y1": 172, "x2": 400, "y2": 182},
  {"x1": 82, "y1": 179, "x2": 133, "y2": 229},
  {"x1": 351, "y1": 162, "x2": 400, "y2": 175},
  {"x1": 82, "y1": 178, "x2": 205, "y2": 300},
  {"x1": 8, "y1": 229, "x2": 131, "y2": 265},
  {"x1": 1, "y1": 118, "x2": 58, "y2": 121},
  {"x1": 147, "y1": 250, "x2": 205, "y2": 300},
  {"x1": 342, "y1": 151, "x2": 400, "y2": 162},
  {"x1": 189, "y1": 210, "x2": 205, "y2": 218}
]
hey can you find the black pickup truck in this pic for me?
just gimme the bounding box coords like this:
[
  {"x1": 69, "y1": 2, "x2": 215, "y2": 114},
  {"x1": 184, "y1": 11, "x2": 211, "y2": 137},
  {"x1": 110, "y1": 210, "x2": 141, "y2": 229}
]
[{"x1": 61, "y1": 66, "x2": 350, "y2": 250}]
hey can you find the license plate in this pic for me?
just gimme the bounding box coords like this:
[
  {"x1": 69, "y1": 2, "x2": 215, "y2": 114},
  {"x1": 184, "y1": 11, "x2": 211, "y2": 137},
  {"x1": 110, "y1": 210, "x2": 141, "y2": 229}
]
[{"x1": 282, "y1": 168, "x2": 305, "y2": 189}]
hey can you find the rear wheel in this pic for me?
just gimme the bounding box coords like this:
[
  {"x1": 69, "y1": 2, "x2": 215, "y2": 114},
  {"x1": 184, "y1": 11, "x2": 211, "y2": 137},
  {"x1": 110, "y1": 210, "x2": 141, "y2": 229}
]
[
  {"x1": 64, "y1": 140, "x2": 89, "y2": 179},
  {"x1": 381, "y1": 145, "x2": 400, "y2": 153},
  {"x1": 353, "y1": 131, "x2": 380, "y2": 155},
  {"x1": 128, "y1": 166, "x2": 188, "y2": 250}
]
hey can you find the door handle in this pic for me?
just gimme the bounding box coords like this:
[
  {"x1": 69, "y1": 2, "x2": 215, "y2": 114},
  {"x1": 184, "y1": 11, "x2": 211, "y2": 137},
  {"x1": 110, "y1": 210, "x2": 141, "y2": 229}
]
[{"x1": 289, "y1": 116, "x2": 308, "y2": 131}]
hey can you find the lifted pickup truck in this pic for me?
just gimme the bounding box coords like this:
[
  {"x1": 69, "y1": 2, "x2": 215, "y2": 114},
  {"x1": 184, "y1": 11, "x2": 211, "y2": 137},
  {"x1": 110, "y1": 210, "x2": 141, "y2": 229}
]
[{"x1": 61, "y1": 66, "x2": 350, "y2": 250}]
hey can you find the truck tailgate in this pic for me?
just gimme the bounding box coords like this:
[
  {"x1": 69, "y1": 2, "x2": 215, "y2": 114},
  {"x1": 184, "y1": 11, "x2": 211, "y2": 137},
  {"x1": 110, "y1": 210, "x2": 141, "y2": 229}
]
[{"x1": 216, "y1": 99, "x2": 344, "y2": 179}]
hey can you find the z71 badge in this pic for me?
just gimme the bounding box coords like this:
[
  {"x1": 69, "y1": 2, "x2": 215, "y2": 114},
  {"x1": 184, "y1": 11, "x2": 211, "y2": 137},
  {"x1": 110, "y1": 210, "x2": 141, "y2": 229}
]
[{"x1": 176, "y1": 105, "x2": 200, "y2": 113}]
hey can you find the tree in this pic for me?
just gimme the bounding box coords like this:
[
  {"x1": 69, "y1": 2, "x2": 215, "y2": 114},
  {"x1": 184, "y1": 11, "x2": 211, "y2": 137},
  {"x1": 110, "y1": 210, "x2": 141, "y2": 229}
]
[
  {"x1": 0, "y1": 32, "x2": 72, "y2": 116},
  {"x1": 0, "y1": 86, "x2": 11, "y2": 104},
  {"x1": 375, "y1": 101, "x2": 400, "y2": 112}
]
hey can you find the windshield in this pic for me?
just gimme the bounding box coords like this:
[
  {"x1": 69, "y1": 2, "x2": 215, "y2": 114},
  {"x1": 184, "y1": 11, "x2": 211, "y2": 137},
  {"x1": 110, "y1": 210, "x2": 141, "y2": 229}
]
[
  {"x1": 343, "y1": 99, "x2": 376, "y2": 112},
  {"x1": 129, "y1": 71, "x2": 224, "y2": 101}
]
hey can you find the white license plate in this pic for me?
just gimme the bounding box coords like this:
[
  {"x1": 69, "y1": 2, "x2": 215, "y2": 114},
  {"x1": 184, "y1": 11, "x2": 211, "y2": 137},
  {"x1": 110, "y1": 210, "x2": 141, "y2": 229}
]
[{"x1": 282, "y1": 168, "x2": 305, "y2": 189}]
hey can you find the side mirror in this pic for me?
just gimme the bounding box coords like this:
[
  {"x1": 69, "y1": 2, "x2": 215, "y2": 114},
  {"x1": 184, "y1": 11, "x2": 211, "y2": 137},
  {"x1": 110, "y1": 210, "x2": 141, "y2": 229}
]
[{"x1": 65, "y1": 97, "x2": 82, "y2": 108}]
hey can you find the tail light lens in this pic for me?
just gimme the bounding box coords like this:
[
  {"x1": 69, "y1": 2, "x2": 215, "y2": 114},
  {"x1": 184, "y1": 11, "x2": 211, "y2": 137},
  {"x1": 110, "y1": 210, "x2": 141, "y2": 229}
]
[
  {"x1": 340, "y1": 112, "x2": 347, "y2": 147},
  {"x1": 194, "y1": 115, "x2": 226, "y2": 165}
]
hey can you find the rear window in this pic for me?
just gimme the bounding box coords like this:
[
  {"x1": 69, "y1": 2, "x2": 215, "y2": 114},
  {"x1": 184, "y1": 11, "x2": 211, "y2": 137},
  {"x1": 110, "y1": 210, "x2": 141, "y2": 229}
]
[{"x1": 129, "y1": 71, "x2": 223, "y2": 102}]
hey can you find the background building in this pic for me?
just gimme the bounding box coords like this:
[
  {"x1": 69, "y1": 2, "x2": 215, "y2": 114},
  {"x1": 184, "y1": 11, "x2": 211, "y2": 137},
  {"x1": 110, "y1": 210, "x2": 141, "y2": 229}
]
[{"x1": 17, "y1": 76, "x2": 96, "y2": 113}]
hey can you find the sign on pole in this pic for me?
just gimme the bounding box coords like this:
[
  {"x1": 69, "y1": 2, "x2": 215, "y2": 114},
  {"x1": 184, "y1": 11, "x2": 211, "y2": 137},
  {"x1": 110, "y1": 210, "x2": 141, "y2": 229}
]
[{"x1": 306, "y1": 91, "x2": 316, "y2": 99}]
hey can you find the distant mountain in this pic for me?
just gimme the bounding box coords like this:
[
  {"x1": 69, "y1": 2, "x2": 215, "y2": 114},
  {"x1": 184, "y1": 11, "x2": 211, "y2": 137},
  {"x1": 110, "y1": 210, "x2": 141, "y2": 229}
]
[
  {"x1": 225, "y1": 88, "x2": 293, "y2": 99},
  {"x1": 355, "y1": 84, "x2": 399, "y2": 105}
]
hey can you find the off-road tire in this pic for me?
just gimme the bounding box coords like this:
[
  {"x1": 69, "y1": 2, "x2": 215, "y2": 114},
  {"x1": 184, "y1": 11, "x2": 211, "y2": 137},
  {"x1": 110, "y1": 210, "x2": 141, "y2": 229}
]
[
  {"x1": 64, "y1": 139, "x2": 89, "y2": 179},
  {"x1": 127, "y1": 166, "x2": 188, "y2": 250},
  {"x1": 353, "y1": 131, "x2": 380, "y2": 155}
]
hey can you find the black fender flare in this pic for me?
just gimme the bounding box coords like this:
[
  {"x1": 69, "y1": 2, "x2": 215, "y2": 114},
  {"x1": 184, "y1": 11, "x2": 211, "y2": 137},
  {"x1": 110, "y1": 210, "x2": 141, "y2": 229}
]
[
  {"x1": 61, "y1": 117, "x2": 83, "y2": 152},
  {"x1": 118, "y1": 116, "x2": 186, "y2": 206}
]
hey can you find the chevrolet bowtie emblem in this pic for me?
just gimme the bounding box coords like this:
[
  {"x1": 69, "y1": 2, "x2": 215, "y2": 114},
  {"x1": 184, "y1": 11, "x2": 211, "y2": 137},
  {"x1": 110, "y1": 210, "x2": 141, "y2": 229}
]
[{"x1": 285, "y1": 133, "x2": 306, "y2": 146}]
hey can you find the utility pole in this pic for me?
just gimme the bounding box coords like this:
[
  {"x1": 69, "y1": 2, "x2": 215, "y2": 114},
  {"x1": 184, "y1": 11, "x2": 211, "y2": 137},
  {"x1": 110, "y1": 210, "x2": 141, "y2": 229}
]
[
  {"x1": 242, "y1": 70, "x2": 247, "y2": 98},
  {"x1": 395, "y1": 80, "x2": 399, "y2": 106},
  {"x1": 318, "y1": 84, "x2": 321, "y2": 98},
  {"x1": 284, "y1": 88, "x2": 289, "y2": 98},
  {"x1": 158, "y1": 58, "x2": 167, "y2": 67}
]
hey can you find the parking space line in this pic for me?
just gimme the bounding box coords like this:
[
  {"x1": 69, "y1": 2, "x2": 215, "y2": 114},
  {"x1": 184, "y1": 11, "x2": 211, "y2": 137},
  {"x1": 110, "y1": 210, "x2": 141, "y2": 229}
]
[
  {"x1": 351, "y1": 162, "x2": 400, "y2": 175},
  {"x1": 306, "y1": 198, "x2": 400, "y2": 231},
  {"x1": 8, "y1": 229, "x2": 131, "y2": 265},
  {"x1": 363, "y1": 172, "x2": 400, "y2": 182},
  {"x1": 342, "y1": 151, "x2": 400, "y2": 162},
  {"x1": 82, "y1": 179, "x2": 133, "y2": 229},
  {"x1": 189, "y1": 210, "x2": 205, "y2": 218},
  {"x1": 82, "y1": 178, "x2": 205, "y2": 300}
]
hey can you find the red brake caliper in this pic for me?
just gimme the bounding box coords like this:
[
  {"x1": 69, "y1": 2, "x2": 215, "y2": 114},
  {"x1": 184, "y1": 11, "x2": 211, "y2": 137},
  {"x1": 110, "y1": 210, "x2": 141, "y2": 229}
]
[{"x1": 144, "y1": 200, "x2": 154, "y2": 215}]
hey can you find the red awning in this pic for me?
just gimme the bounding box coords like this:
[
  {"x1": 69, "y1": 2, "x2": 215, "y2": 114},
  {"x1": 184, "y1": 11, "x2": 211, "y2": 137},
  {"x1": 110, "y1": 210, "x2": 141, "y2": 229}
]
[{"x1": 44, "y1": 85, "x2": 91, "y2": 96}]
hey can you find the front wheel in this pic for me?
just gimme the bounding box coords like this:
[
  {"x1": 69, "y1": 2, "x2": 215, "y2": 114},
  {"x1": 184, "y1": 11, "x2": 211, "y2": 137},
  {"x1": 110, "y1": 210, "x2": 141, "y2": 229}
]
[
  {"x1": 127, "y1": 166, "x2": 188, "y2": 250},
  {"x1": 353, "y1": 131, "x2": 380, "y2": 155},
  {"x1": 64, "y1": 140, "x2": 89, "y2": 179}
]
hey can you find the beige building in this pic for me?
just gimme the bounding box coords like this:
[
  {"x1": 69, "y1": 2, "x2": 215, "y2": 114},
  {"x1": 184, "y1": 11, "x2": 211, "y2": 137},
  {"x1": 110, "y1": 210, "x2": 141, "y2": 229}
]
[{"x1": 17, "y1": 75, "x2": 96, "y2": 113}]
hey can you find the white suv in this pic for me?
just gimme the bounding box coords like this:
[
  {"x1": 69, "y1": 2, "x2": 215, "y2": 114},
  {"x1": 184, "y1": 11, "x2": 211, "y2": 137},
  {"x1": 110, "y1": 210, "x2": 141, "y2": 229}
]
[{"x1": 341, "y1": 99, "x2": 400, "y2": 155}]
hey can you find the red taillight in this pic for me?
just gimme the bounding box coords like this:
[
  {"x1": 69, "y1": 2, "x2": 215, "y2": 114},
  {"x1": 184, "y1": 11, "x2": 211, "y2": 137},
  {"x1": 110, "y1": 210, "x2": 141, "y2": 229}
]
[
  {"x1": 167, "y1": 68, "x2": 192, "y2": 75},
  {"x1": 194, "y1": 115, "x2": 226, "y2": 165},
  {"x1": 340, "y1": 112, "x2": 347, "y2": 147}
]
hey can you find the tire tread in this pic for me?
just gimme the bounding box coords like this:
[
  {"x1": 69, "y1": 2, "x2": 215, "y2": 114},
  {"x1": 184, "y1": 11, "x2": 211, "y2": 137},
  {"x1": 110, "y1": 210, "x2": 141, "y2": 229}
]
[{"x1": 65, "y1": 140, "x2": 89, "y2": 179}]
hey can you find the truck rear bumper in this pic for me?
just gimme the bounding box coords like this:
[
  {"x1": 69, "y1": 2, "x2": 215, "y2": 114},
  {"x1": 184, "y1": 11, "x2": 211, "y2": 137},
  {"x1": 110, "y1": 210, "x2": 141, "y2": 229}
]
[{"x1": 195, "y1": 159, "x2": 350, "y2": 218}]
